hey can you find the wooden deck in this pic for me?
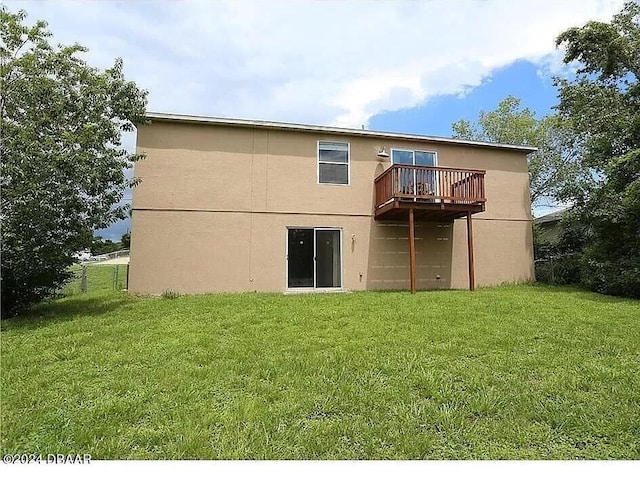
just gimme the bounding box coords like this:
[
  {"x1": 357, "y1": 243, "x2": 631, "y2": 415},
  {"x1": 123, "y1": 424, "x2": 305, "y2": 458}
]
[
  {"x1": 374, "y1": 165, "x2": 486, "y2": 220},
  {"x1": 373, "y1": 164, "x2": 486, "y2": 293}
]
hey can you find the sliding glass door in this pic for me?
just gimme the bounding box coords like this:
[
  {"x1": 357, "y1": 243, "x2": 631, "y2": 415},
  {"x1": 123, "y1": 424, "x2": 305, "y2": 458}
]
[
  {"x1": 287, "y1": 228, "x2": 342, "y2": 289},
  {"x1": 315, "y1": 229, "x2": 342, "y2": 288},
  {"x1": 287, "y1": 228, "x2": 314, "y2": 288},
  {"x1": 391, "y1": 149, "x2": 437, "y2": 197}
]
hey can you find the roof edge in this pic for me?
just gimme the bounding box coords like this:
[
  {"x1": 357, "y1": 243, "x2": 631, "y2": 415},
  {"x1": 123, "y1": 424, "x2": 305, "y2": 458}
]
[
  {"x1": 142, "y1": 112, "x2": 538, "y2": 153},
  {"x1": 534, "y1": 207, "x2": 571, "y2": 224}
]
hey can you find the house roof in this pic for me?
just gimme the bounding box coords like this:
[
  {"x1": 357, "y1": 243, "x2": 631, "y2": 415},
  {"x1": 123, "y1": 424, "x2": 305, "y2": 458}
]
[
  {"x1": 144, "y1": 112, "x2": 539, "y2": 154},
  {"x1": 534, "y1": 207, "x2": 570, "y2": 225}
]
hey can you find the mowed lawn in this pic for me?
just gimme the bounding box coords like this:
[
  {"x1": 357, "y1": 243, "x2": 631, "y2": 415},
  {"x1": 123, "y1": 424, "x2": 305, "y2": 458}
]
[{"x1": 1, "y1": 269, "x2": 639, "y2": 459}]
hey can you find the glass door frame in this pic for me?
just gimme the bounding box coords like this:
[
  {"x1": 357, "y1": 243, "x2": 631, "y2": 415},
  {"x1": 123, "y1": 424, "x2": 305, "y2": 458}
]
[
  {"x1": 285, "y1": 227, "x2": 343, "y2": 291},
  {"x1": 390, "y1": 148, "x2": 439, "y2": 199}
]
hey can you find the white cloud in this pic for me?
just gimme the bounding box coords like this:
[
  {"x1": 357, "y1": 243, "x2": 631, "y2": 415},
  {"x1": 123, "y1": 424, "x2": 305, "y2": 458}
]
[{"x1": 7, "y1": 0, "x2": 627, "y2": 128}]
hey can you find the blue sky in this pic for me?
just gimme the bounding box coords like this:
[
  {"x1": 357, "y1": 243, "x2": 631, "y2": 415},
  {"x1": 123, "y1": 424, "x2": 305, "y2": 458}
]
[
  {"x1": 6, "y1": 0, "x2": 626, "y2": 239},
  {"x1": 369, "y1": 60, "x2": 559, "y2": 136}
]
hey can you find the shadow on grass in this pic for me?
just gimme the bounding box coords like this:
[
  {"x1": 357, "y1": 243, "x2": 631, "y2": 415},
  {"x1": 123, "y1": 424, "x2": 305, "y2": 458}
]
[{"x1": 1, "y1": 293, "x2": 132, "y2": 332}]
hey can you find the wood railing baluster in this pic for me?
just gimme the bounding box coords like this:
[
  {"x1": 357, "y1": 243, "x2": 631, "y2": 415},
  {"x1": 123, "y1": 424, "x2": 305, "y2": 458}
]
[{"x1": 374, "y1": 164, "x2": 486, "y2": 211}]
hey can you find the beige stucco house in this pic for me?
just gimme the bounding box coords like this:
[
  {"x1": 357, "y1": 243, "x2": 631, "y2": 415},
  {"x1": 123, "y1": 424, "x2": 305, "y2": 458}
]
[{"x1": 129, "y1": 113, "x2": 536, "y2": 294}]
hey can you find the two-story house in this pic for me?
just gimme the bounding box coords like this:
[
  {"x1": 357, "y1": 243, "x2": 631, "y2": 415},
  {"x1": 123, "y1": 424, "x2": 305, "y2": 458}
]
[{"x1": 129, "y1": 113, "x2": 535, "y2": 294}]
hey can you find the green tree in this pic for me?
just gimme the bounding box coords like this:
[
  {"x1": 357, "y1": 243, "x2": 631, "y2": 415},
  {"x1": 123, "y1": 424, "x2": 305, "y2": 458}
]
[
  {"x1": 0, "y1": 8, "x2": 147, "y2": 317},
  {"x1": 120, "y1": 231, "x2": 131, "y2": 249},
  {"x1": 90, "y1": 236, "x2": 121, "y2": 256},
  {"x1": 451, "y1": 96, "x2": 585, "y2": 209},
  {"x1": 554, "y1": 1, "x2": 639, "y2": 298}
]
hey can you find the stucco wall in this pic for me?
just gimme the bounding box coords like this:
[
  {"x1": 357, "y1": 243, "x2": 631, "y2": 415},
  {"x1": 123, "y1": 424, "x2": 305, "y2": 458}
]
[{"x1": 129, "y1": 120, "x2": 534, "y2": 294}]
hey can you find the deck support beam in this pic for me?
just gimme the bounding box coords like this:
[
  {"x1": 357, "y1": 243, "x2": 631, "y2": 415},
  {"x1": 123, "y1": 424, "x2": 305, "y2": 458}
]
[
  {"x1": 466, "y1": 211, "x2": 475, "y2": 291},
  {"x1": 408, "y1": 208, "x2": 416, "y2": 294}
]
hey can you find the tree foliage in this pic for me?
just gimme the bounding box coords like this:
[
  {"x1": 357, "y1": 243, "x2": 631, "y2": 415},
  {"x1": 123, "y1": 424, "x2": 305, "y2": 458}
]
[
  {"x1": 451, "y1": 96, "x2": 585, "y2": 208},
  {"x1": 0, "y1": 8, "x2": 147, "y2": 317},
  {"x1": 120, "y1": 232, "x2": 131, "y2": 250},
  {"x1": 90, "y1": 236, "x2": 122, "y2": 256},
  {"x1": 554, "y1": 1, "x2": 640, "y2": 297}
]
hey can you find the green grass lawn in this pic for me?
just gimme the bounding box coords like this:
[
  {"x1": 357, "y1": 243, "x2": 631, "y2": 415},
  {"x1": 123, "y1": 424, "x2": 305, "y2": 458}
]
[
  {"x1": 2, "y1": 268, "x2": 639, "y2": 459},
  {"x1": 64, "y1": 264, "x2": 128, "y2": 295}
]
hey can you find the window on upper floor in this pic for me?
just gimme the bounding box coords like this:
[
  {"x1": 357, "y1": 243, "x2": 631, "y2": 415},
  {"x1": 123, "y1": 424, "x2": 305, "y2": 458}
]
[
  {"x1": 391, "y1": 149, "x2": 437, "y2": 166},
  {"x1": 391, "y1": 148, "x2": 438, "y2": 196},
  {"x1": 318, "y1": 141, "x2": 349, "y2": 185}
]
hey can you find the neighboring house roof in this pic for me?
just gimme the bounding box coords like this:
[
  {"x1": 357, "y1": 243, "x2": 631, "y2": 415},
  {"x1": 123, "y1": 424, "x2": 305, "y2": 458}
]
[
  {"x1": 534, "y1": 207, "x2": 570, "y2": 225},
  {"x1": 143, "y1": 112, "x2": 539, "y2": 154}
]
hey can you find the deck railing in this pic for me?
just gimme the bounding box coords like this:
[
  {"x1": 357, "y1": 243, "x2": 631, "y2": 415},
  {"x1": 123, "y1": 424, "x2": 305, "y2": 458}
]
[{"x1": 374, "y1": 165, "x2": 486, "y2": 209}]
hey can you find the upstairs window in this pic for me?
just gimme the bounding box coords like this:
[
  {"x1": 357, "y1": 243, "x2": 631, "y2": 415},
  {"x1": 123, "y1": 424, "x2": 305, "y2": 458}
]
[
  {"x1": 391, "y1": 149, "x2": 436, "y2": 166},
  {"x1": 318, "y1": 141, "x2": 349, "y2": 185}
]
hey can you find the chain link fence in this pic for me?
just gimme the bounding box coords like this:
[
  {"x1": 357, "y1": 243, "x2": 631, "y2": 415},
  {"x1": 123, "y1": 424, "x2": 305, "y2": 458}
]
[{"x1": 64, "y1": 264, "x2": 129, "y2": 295}]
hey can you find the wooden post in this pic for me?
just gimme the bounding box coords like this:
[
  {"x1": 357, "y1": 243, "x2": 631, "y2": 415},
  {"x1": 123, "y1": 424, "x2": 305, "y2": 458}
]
[
  {"x1": 408, "y1": 208, "x2": 416, "y2": 294},
  {"x1": 467, "y1": 211, "x2": 475, "y2": 291},
  {"x1": 80, "y1": 264, "x2": 88, "y2": 293}
]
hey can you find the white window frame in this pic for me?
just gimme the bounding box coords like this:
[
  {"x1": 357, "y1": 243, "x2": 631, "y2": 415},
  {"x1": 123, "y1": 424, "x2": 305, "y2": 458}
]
[
  {"x1": 390, "y1": 148, "x2": 438, "y2": 167},
  {"x1": 317, "y1": 140, "x2": 350, "y2": 186},
  {"x1": 391, "y1": 148, "x2": 439, "y2": 199}
]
